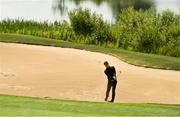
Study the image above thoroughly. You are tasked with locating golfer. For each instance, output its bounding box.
[104,61,117,102]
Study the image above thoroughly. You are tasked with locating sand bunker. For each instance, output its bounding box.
[0,42,180,104]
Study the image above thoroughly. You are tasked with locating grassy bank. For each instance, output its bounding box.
[0,94,180,116]
[0,33,180,70]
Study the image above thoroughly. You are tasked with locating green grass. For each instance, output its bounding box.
[0,94,180,116]
[0,33,180,70]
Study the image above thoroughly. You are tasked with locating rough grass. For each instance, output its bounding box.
[0,33,180,70]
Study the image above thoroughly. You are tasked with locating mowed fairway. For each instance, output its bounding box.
[1,95,180,116]
[0,42,180,104]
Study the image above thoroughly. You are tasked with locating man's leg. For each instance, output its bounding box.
[111,80,117,102]
[105,81,111,101]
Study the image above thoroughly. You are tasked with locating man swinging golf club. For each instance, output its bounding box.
[104,61,117,102]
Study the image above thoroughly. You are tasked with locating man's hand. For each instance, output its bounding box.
[113,76,117,81]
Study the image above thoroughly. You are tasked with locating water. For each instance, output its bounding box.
[0,0,180,23]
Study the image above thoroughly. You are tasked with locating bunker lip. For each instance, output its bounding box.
[0,42,180,104]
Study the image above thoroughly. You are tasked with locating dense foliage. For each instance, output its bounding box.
[69,8,114,46]
[0,19,74,41]
[0,7,179,57]
[112,8,180,57]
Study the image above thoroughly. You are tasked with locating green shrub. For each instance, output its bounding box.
[112,7,180,57]
[69,7,114,46]
[69,8,96,36]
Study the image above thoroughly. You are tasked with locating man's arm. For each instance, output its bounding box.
[113,67,117,80]
[104,70,111,78]
[105,70,114,80]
